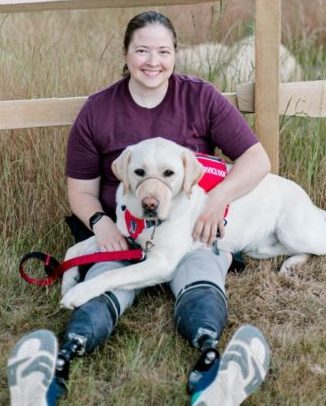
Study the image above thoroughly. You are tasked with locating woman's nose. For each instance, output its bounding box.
[146,51,159,65]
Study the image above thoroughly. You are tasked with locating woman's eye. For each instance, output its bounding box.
[134,169,145,177]
[163,169,175,177]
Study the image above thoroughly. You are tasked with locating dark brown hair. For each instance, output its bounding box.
[122,11,177,77]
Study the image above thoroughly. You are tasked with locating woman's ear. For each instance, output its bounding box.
[182,150,204,197]
[111,149,132,195]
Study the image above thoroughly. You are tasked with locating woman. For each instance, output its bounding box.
[8,11,271,406]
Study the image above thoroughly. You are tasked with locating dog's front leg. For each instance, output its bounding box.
[60,250,180,309]
[61,236,97,296]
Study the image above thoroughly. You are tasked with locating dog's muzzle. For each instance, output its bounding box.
[142,196,159,218]
[136,176,172,219]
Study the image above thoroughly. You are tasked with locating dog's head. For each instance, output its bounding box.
[112,138,203,220]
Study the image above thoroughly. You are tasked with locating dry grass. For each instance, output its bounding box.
[0,4,325,406]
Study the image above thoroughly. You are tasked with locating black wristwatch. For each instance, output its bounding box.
[89,212,108,230]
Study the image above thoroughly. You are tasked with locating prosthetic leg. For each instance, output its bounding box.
[174,283,271,405]
[174,283,228,396]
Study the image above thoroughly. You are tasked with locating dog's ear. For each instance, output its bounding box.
[111,149,132,194]
[182,150,204,197]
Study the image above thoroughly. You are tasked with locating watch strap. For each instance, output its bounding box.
[89,212,108,230]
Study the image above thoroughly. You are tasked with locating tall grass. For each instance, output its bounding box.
[0,6,325,406]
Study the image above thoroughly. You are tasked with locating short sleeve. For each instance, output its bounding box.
[208,87,258,160]
[65,98,101,179]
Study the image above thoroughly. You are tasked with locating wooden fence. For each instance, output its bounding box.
[0,0,325,173]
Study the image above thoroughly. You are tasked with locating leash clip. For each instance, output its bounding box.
[144,218,158,254]
[145,239,155,254]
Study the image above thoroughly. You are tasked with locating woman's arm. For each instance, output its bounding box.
[67,176,128,251]
[193,142,271,245]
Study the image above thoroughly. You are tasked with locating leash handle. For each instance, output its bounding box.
[19,252,60,287]
[19,249,145,287]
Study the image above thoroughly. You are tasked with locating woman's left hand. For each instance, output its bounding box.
[193,191,228,245]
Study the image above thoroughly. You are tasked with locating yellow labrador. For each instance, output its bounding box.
[61,137,326,309]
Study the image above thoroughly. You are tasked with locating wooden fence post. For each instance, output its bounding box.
[255,0,281,173]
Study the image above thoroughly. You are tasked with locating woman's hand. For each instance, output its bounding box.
[193,191,228,245]
[67,177,128,252]
[93,216,129,252]
[193,143,271,245]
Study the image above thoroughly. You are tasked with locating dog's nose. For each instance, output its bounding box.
[142,197,159,213]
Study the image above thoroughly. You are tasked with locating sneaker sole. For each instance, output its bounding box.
[7,329,58,406]
[192,324,270,406]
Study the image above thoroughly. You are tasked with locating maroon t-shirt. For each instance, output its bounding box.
[66,74,258,218]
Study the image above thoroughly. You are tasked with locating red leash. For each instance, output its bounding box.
[19,249,144,287]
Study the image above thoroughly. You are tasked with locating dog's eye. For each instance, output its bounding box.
[163,169,175,177]
[134,168,145,177]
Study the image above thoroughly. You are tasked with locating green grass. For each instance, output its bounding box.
[0,7,325,406]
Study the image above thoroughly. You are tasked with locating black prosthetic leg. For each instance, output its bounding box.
[174,284,227,396]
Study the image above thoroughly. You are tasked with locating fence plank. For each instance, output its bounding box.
[255,0,281,173]
[0,0,209,13]
[280,80,326,117]
[0,97,87,130]
[1,81,325,130]
[237,81,326,117]
[0,94,238,130]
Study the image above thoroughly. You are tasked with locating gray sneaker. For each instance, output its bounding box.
[7,329,58,406]
[191,325,271,406]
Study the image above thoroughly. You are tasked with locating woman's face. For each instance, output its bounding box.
[125,23,176,92]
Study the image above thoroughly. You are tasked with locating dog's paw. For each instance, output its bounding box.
[60,282,97,309]
[61,268,79,296]
[279,254,310,276]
